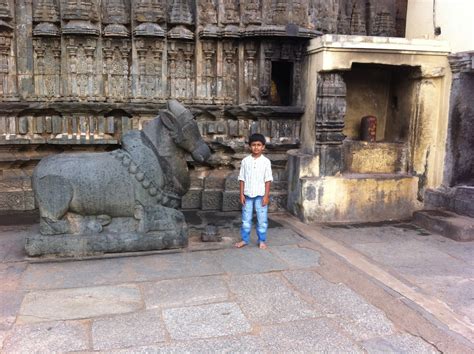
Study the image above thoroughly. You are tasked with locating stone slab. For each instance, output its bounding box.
[18,284,142,323]
[215,248,288,275]
[265,226,306,246]
[92,310,166,350]
[111,336,264,353]
[3,320,89,353]
[413,209,474,241]
[21,252,225,290]
[0,262,27,292]
[0,291,25,331]
[142,275,229,309]
[162,302,252,340]
[228,273,321,325]
[360,333,438,353]
[283,270,394,340]
[260,319,362,353]
[269,245,320,269]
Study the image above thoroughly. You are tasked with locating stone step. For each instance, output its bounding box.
[425,186,474,218]
[413,209,474,242]
[453,186,474,218]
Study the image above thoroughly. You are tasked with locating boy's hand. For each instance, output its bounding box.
[240,194,246,205]
[262,195,270,206]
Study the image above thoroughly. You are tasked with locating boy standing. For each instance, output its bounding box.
[235,133,273,249]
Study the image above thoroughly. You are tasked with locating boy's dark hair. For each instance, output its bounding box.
[248,133,266,145]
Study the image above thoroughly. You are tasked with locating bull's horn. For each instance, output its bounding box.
[167,99,193,121]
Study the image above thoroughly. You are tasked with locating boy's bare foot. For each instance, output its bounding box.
[259,242,267,249]
[234,241,247,248]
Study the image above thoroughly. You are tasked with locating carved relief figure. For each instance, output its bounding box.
[223,0,239,24]
[65,38,98,99]
[244,41,259,103]
[135,39,163,99]
[242,0,261,24]
[223,40,237,103]
[103,39,130,101]
[30,100,211,255]
[199,0,217,25]
[33,38,61,97]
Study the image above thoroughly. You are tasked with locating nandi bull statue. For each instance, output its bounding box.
[26,100,211,257]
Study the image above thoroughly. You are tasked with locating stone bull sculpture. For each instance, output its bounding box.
[26,100,211,256]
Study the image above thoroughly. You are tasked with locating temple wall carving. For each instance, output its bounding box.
[0,0,407,211]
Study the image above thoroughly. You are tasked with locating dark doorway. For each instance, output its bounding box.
[271,61,293,106]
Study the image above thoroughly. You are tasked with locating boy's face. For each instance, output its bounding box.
[250,141,265,157]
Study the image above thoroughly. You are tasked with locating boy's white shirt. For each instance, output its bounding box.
[238,154,273,198]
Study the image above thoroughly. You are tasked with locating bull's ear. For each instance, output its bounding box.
[160,110,179,133]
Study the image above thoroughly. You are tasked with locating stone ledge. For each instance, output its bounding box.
[413,209,474,242]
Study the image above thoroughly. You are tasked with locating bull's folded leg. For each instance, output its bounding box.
[40,217,70,235]
[137,204,186,236]
[34,175,74,235]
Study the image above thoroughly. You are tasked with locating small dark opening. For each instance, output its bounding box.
[271,61,293,106]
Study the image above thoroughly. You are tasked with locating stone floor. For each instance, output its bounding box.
[0,211,473,353]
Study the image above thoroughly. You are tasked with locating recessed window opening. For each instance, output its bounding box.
[271,61,293,106]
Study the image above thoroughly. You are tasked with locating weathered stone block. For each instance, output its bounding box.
[181,189,202,209]
[224,175,240,190]
[0,191,28,211]
[343,140,407,174]
[222,191,241,211]
[201,225,222,242]
[202,190,223,210]
[204,176,225,189]
[269,193,288,212]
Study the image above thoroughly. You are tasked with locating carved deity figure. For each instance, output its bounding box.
[28,100,211,256]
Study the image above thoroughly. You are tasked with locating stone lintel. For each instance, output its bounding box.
[308,34,450,56]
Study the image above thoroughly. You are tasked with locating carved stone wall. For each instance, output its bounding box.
[0,0,407,211]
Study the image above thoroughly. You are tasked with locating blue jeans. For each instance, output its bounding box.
[241,195,268,244]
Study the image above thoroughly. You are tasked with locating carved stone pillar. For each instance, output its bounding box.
[32,0,61,99]
[102,0,130,102]
[259,45,273,104]
[244,41,258,104]
[0,0,16,100]
[132,0,165,101]
[222,40,237,104]
[62,0,101,101]
[315,72,346,175]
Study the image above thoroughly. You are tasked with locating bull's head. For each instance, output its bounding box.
[159,100,211,163]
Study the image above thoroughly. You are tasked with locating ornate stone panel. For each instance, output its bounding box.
[244,41,259,104]
[309,0,339,34]
[222,40,238,103]
[168,40,195,101]
[316,72,347,175]
[33,38,61,98]
[197,40,217,103]
[242,0,261,25]
[0,0,16,100]
[64,37,101,100]
[133,38,164,100]
[222,0,239,25]
[103,39,131,101]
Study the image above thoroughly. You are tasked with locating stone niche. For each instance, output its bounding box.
[288,35,451,223]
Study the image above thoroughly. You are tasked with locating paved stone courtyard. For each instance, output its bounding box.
[0,212,473,353]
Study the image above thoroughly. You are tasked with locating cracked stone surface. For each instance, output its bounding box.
[0,217,472,352]
[91,310,166,350]
[18,285,142,323]
[162,302,252,340]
